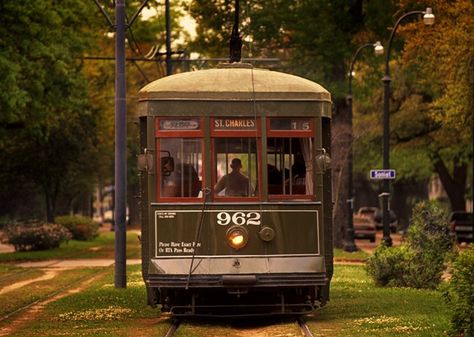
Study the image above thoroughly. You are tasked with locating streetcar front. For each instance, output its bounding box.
[138,65,333,316]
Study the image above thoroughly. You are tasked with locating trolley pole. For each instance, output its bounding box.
[165,0,172,76]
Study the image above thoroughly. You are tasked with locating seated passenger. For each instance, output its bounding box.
[162,160,201,197]
[214,158,253,197]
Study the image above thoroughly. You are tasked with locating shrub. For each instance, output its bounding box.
[2,220,72,251]
[366,244,411,287]
[444,247,474,337]
[55,215,99,241]
[366,201,454,289]
[406,201,453,263]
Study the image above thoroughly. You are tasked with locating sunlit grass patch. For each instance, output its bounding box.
[58,306,134,321]
[310,264,450,337]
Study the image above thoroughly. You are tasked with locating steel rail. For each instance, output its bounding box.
[164,318,181,337]
[0,266,112,324]
[297,317,314,337]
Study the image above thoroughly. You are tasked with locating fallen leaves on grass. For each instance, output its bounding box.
[58,306,134,321]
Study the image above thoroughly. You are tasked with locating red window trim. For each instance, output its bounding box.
[268,194,315,201]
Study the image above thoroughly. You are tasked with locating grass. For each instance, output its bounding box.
[0,268,99,319]
[1,264,451,337]
[0,234,452,336]
[333,248,370,261]
[309,264,450,337]
[0,230,141,262]
[6,265,169,337]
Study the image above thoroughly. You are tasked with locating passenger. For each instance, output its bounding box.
[214,158,253,197]
[291,152,306,185]
[162,159,201,197]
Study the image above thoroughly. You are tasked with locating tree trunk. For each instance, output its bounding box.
[433,156,467,211]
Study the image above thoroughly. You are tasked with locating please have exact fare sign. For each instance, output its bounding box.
[370,169,396,180]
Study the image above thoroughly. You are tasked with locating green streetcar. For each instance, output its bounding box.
[138,63,333,316]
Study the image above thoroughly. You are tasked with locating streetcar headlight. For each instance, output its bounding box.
[226,226,248,250]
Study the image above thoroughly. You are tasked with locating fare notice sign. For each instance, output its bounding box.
[370,169,396,180]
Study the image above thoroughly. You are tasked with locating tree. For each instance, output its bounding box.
[0,1,101,222]
[353,0,474,212]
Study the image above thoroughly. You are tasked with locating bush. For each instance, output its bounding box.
[2,220,72,251]
[444,247,474,337]
[366,244,410,287]
[366,201,454,289]
[406,201,453,263]
[55,215,99,241]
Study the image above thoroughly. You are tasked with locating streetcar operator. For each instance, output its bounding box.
[214,158,253,197]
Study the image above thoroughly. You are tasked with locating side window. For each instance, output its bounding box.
[159,138,202,198]
[214,138,258,198]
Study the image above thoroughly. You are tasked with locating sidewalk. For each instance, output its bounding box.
[17,258,141,268]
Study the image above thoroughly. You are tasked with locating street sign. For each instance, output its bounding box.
[370,169,396,180]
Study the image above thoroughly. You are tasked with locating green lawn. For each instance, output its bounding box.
[309,264,450,337]
[1,264,451,337]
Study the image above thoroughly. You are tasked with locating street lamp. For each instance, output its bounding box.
[381,7,435,247]
[344,41,384,252]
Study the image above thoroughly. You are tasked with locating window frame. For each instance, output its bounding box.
[211,117,261,202]
[155,117,205,202]
[267,118,314,201]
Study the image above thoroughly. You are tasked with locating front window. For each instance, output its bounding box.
[159,138,202,198]
[267,118,314,198]
[211,117,260,199]
[156,118,203,200]
[267,138,313,196]
[214,137,258,197]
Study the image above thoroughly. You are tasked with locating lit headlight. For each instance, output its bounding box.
[226,226,248,250]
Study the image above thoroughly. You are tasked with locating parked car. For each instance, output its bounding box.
[353,215,376,243]
[373,209,398,233]
[357,207,378,221]
[448,211,473,243]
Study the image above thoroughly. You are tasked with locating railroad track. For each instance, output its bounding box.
[0,265,111,325]
[162,317,314,337]
[297,317,314,337]
[164,318,181,337]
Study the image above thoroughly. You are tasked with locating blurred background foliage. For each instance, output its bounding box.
[0,0,472,245]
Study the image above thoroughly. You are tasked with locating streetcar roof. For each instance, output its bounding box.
[138,64,331,102]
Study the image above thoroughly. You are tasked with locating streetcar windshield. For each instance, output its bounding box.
[267,137,313,196]
[159,138,202,198]
[214,137,258,198]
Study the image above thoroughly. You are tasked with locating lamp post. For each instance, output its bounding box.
[344,41,384,252]
[381,7,435,247]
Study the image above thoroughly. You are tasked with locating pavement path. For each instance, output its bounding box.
[17,258,141,268]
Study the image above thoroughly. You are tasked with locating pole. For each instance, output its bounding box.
[343,43,373,252]
[382,74,392,246]
[165,0,172,76]
[381,10,423,247]
[114,0,127,288]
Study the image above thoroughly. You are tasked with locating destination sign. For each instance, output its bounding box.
[160,119,199,130]
[270,118,311,131]
[214,118,256,130]
[370,169,396,180]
